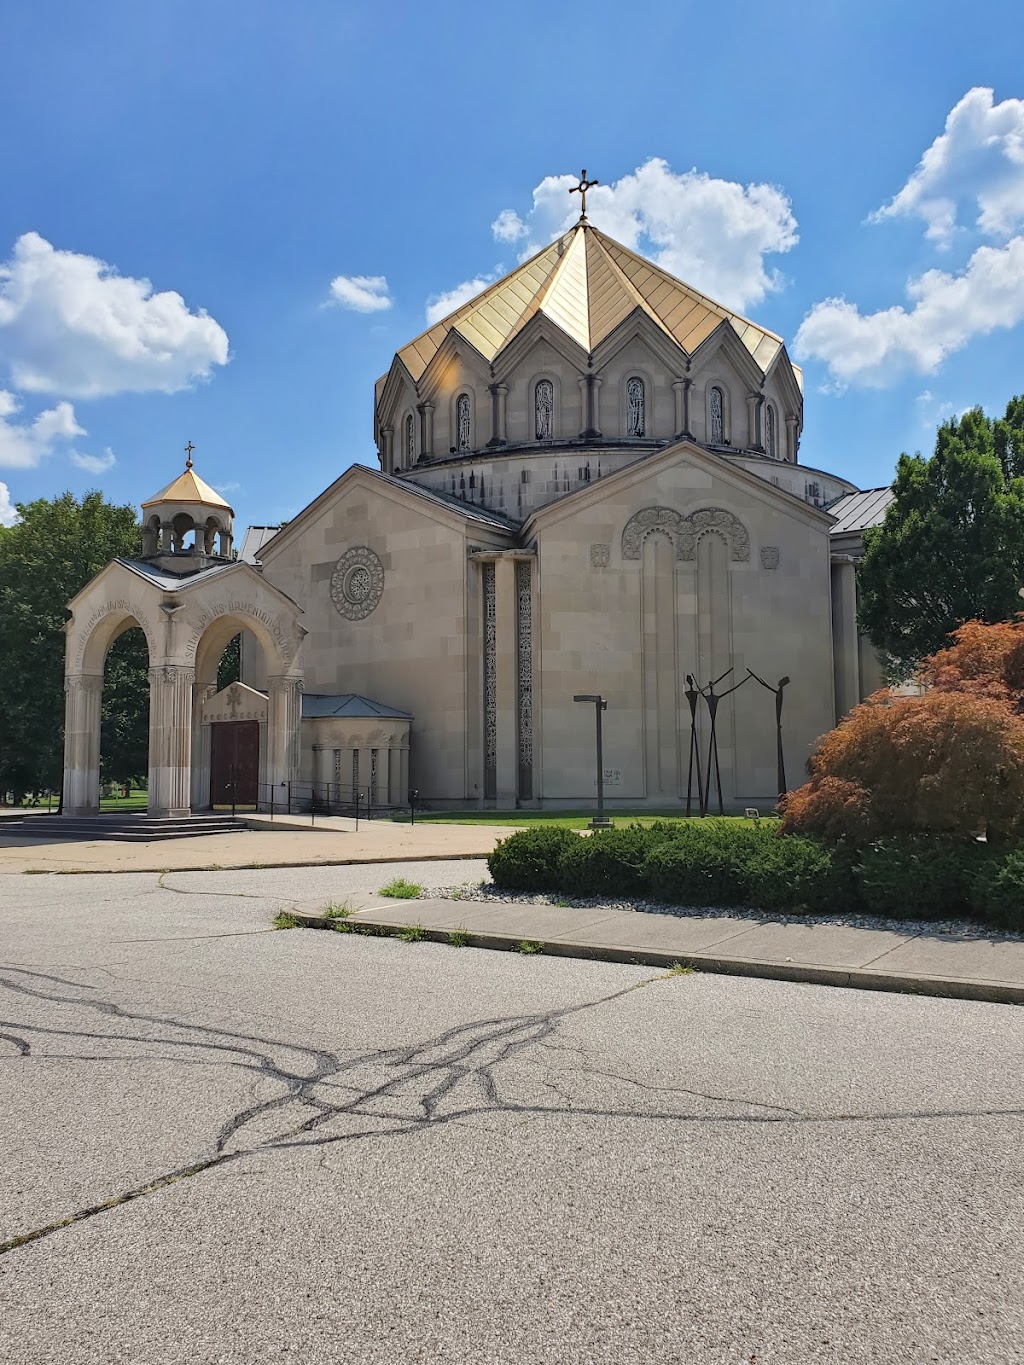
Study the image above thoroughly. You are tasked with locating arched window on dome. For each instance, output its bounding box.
[404,413,415,467]
[535,379,554,440]
[709,386,724,444]
[626,377,646,438]
[765,403,777,458]
[456,393,472,451]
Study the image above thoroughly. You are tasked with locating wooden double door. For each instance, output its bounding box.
[210,720,259,810]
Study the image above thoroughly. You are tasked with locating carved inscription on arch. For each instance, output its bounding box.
[621,506,750,563]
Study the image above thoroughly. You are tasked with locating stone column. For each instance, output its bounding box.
[494,556,518,807]
[578,376,602,439]
[673,378,693,439]
[148,665,195,817]
[313,744,332,803]
[487,383,508,447]
[267,675,303,792]
[381,425,394,473]
[190,683,217,810]
[417,402,434,459]
[160,521,172,551]
[62,674,103,816]
[785,414,799,463]
[746,393,763,451]
[399,743,410,806]
[831,556,860,723]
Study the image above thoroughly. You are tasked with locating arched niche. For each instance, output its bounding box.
[621,506,750,563]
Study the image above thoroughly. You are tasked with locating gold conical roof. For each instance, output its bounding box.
[142,465,234,515]
[396,223,788,382]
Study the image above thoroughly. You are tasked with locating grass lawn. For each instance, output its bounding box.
[99,793,149,812]
[391,809,766,831]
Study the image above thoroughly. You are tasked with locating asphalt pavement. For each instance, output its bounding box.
[2,864,1023,1363]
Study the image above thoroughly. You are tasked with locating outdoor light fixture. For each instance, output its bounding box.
[573,694,612,829]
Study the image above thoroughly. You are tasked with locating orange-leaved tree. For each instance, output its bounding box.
[780,620,1024,843]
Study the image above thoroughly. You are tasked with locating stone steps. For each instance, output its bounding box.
[2,813,251,842]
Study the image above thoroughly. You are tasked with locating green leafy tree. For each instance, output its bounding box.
[217,633,241,691]
[0,491,148,800]
[858,399,1024,680]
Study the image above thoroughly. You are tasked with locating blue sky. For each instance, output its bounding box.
[1,0,1023,532]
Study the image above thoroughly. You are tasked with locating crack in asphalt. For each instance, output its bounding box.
[3,957,1024,1258]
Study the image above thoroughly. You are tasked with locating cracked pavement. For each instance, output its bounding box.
[2,865,1024,1363]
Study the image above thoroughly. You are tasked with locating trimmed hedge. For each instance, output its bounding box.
[485,825,579,891]
[485,821,1024,931]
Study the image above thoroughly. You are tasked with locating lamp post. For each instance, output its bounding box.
[573,694,612,829]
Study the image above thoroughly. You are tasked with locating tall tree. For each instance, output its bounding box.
[0,491,148,799]
[858,398,1024,680]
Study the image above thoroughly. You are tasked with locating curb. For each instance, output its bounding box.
[288,909,1024,1007]
[10,852,493,876]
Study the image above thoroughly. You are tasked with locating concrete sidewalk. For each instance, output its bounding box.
[290,895,1024,1006]
[0,818,518,874]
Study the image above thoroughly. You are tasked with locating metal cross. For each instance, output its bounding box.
[184,440,195,469]
[570,169,599,222]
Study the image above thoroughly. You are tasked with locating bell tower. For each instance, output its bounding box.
[139,442,235,575]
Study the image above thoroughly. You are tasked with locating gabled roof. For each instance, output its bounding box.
[141,465,234,514]
[827,487,893,535]
[114,558,238,591]
[302,693,412,720]
[395,223,786,383]
[239,525,280,564]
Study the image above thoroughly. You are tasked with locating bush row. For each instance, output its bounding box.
[485,822,1024,930]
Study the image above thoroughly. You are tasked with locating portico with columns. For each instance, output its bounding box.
[62,456,307,818]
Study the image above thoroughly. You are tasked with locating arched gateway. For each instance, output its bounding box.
[62,455,307,818]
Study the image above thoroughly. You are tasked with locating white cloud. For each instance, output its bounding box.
[0,390,85,468]
[327,274,392,313]
[425,274,498,325]
[794,235,1024,387]
[0,232,229,398]
[0,481,18,527]
[491,158,798,311]
[873,88,1024,246]
[69,447,116,475]
[491,209,528,244]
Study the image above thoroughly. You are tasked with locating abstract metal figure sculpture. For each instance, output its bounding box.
[745,669,791,800]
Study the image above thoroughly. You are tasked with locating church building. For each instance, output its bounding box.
[62,198,888,818]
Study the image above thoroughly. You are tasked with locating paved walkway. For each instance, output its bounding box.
[290,893,1024,1006]
[0,815,518,874]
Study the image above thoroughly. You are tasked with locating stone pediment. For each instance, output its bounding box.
[202,682,269,724]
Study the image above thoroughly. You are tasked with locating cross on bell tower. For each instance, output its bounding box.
[570,169,599,223]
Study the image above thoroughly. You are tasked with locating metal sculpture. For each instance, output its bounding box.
[684,666,792,815]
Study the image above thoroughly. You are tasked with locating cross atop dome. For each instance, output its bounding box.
[570,169,599,222]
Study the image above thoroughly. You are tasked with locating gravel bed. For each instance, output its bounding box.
[423,880,1024,943]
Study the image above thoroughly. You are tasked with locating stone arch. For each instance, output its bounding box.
[72,604,158,677]
[677,508,750,562]
[621,505,750,563]
[63,564,305,819]
[621,507,685,559]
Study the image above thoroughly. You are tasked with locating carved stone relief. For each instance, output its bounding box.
[331,546,385,620]
[621,506,750,563]
[760,545,780,570]
[590,543,611,568]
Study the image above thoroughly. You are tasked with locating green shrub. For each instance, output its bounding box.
[487,826,580,891]
[971,846,1024,930]
[856,837,989,920]
[642,823,760,908]
[557,823,656,897]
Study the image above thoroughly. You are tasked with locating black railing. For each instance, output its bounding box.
[255,781,415,827]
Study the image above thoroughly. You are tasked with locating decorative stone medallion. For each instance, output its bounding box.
[331,546,384,620]
[590,543,611,568]
[760,545,780,570]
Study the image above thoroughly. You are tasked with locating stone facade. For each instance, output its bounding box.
[63,219,884,816]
